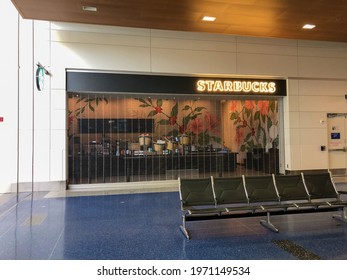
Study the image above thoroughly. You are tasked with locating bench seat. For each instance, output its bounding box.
[179,172,347,239]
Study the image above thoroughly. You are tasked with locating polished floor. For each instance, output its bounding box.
[0,183,347,260]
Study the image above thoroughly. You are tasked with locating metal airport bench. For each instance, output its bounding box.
[178,172,347,239]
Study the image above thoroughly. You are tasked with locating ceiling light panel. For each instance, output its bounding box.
[202,16,216,22]
[82,6,97,12]
[302,24,316,29]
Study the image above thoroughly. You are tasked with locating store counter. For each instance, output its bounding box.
[68,152,238,183]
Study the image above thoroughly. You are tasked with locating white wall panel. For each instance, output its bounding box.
[236,36,298,77]
[151,48,237,74]
[34,21,51,70]
[287,80,299,96]
[52,30,150,48]
[152,29,236,42]
[299,96,347,112]
[51,42,150,89]
[298,80,347,96]
[34,94,50,130]
[287,128,301,145]
[283,110,290,130]
[301,146,329,170]
[299,112,327,128]
[298,40,347,59]
[151,37,237,52]
[19,87,33,141]
[237,36,298,47]
[297,38,347,82]
[51,109,66,130]
[329,151,346,169]
[288,145,302,170]
[17,130,33,182]
[51,22,150,37]
[284,144,291,169]
[0,1,18,194]
[237,37,298,57]
[299,128,327,145]
[288,95,300,112]
[50,130,66,181]
[33,130,50,181]
[284,128,291,144]
[237,42,297,56]
[50,61,66,90]
[298,56,347,79]
[17,19,34,187]
[150,29,237,74]
[51,90,67,110]
[236,53,298,77]
[288,112,300,128]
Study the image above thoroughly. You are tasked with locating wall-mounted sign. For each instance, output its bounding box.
[196,80,276,94]
[66,71,287,97]
[331,132,341,139]
[36,66,45,91]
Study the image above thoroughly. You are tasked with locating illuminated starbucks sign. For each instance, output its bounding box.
[197,80,277,94]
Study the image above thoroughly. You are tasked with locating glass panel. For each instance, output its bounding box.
[67,93,281,185]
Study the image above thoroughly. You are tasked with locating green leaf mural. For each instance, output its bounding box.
[135,98,221,145]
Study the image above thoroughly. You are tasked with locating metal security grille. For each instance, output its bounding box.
[67,93,281,185]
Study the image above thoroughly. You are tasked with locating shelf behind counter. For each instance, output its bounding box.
[68,151,238,183]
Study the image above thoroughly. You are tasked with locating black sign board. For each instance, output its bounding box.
[78,118,154,134]
[66,71,286,96]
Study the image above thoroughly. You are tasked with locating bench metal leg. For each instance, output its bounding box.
[180,215,190,239]
[260,212,279,233]
[332,208,347,224]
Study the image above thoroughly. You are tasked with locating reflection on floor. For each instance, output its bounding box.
[0,184,347,260]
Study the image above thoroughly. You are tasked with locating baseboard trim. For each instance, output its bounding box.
[68,179,178,192]
[15,181,67,192]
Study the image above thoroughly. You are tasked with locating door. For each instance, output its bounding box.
[327,113,347,175]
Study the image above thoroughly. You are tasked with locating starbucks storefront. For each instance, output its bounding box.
[67,71,286,186]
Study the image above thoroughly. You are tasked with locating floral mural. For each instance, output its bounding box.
[229,100,278,152]
[135,98,222,146]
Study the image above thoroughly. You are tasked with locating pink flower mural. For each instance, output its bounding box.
[188,118,204,135]
[230,100,278,152]
[245,100,255,110]
[204,111,220,135]
[230,101,238,112]
[257,100,270,115]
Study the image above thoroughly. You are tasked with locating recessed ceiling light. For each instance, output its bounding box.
[302,24,316,29]
[202,16,216,22]
[82,6,97,12]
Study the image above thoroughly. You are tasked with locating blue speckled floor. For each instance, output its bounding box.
[0,190,347,260]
